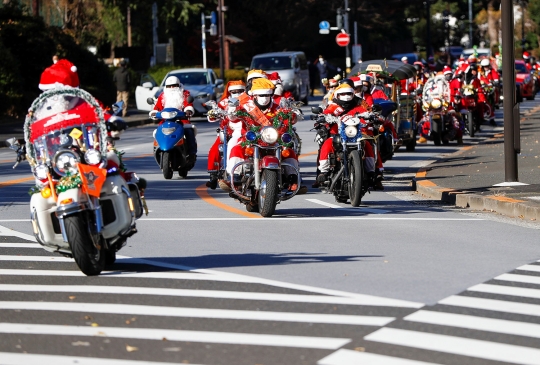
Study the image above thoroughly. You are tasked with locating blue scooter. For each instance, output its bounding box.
[150,107,196,179]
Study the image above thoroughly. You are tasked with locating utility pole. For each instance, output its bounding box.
[218,0,226,80]
[425,1,431,58]
[521,1,526,54]
[468,0,473,48]
[500,0,521,184]
[127,4,132,47]
[344,0,351,73]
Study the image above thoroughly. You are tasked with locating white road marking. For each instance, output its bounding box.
[0,243,41,248]
[439,295,540,317]
[495,273,540,285]
[516,264,540,273]
[318,349,441,365]
[410,160,437,168]
[0,217,485,222]
[0,283,397,313]
[0,226,36,241]
[0,301,392,326]
[365,327,540,365]
[0,255,73,262]
[0,352,204,365]
[0,322,350,350]
[405,310,540,339]
[306,199,390,214]
[468,283,540,300]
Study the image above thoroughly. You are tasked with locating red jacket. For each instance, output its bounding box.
[323,103,369,134]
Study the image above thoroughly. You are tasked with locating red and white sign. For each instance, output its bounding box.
[336,33,350,47]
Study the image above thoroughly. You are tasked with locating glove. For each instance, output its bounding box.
[358,112,372,119]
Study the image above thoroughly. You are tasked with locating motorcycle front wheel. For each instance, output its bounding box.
[348,150,364,207]
[258,169,278,217]
[467,111,475,137]
[161,152,173,179]
[64,213,105,276]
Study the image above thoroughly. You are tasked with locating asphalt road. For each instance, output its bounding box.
[0,99,539,364]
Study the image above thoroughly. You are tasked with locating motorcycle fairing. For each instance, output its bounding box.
[373,99,398,118]
[260,155,280,169]
[155,121,185,151]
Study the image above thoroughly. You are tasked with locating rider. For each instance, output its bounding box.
[317,83,383,189]
[153,76,197,163]
[267,72,294,102]
[206,80,246,189]
[462,57,487,128]
[228,78,301,188]
[479,58,500,125]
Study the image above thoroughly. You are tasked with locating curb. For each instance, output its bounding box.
[412,104,540,221]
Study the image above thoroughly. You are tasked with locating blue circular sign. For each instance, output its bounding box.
[319,21,330,30]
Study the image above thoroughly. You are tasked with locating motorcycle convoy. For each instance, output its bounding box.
[4,55,512,275]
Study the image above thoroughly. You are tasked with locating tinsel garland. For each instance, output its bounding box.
[28,186,41,196]
[237,109,295,148]
[24,87,108,168]
[111,147,127,172]
[55,172,82,193]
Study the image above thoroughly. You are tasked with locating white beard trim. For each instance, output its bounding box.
[163,87,185,109]
[34,95,72,120]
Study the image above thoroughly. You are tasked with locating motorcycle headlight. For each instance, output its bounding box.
[281,133,292,144]
[33,164,49,180]
[431,99,442,109]
[53,150,79,176]
[245,130,257,142]
[260,127,278,144]
[345,125,358,138]
[161,126,177,135]
[160,111,178,119]
[84,149,102,165]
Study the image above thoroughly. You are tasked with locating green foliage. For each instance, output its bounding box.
[101,1,126,48]
[0,39,23,116]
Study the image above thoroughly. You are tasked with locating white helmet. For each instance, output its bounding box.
[165,76,182,88]
[480,58,490,67]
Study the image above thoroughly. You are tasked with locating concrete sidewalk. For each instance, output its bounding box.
[413,103,540,221]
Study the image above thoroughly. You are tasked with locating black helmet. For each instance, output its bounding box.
[338,78,355,88]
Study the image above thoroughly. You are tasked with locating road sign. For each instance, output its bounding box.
[336,33,350,47]
[319,21,330,30]
[319,29,330,35]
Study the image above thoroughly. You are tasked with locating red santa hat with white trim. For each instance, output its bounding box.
[442,66,453,75]
[38,59,80,91]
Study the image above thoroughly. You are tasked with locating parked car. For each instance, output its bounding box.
[390,52,421,64]
[515,60,535,101]
[135,68,224,114]
[250,51,310,104]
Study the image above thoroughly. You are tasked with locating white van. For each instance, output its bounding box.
[250,51,310,104]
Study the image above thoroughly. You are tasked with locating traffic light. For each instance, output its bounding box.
[210,11,217,36]
[336,8,343,29]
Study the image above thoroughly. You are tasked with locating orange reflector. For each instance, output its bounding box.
[60,198,73,205]
[128,197,135,212]
[281,148,291,158]
[245,146,254,156]
[41,187,52,199]
[379,125,385,132]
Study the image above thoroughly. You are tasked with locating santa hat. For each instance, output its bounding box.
[266,72,282,85]
[247,69,267,82]
[250,78,275,95]
[333,83,354,95]
[328,74,341,87]
[350,76,362,87]
[523,51,530,59]
[401,56,408,62]
[39,59,79,91]
[442,66,453,75]
[220,80,246,101]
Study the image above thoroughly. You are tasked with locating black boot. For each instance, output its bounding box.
[206,172,218,190]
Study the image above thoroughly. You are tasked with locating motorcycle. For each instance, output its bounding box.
[149,99,197,179]
[311,107,375,206]
[372,99,397,162]
[25,88,144,276]
[420,75,463,145]
[5,137,26,169]
[227,104,301,217]
[456,84,480,137]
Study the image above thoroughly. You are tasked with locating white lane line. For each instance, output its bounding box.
[405,310,540,339]
[137,217,481,221]
[439,295,540,317]
[318,348,441,365]
[495,273,540,285]
[0,255,73,262]
[0,243,41,248]
[0,352,203,365]
[365,327,540,365]
[0,323,350,350]
[410,160,437,168]
[516,264,540,273]
[0,284,397,313]
[468,283,540,300]
[0,301,391,326]
[0,226,36,241]
[306,199,390,214]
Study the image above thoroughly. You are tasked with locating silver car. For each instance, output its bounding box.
[135,68,224,115]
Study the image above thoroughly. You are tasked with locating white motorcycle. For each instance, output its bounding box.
[25,88,144,275]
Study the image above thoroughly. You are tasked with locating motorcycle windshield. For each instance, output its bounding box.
[156,121,184,151]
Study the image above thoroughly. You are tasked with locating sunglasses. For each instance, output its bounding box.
[166,84,180,88]
[229,89,244,94]
[338,92,354,97]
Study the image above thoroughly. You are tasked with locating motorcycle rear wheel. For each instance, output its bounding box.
[161,152,173,179]
[348,150,364,207]
[258,169,278,217]
[64,213,104,276]
[467,111,475,137]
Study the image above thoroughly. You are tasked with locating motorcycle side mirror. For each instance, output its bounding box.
[311,106,323,114]
[187,95,194,103]
[147,97,155,105]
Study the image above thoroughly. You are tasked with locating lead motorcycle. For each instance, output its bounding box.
[311,107,376,206]
[25,88,144,275]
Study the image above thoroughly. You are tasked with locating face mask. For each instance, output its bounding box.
[319,58,324,63]
[355,92,362,98]
[256,96,271,106]
[338,94,353,102]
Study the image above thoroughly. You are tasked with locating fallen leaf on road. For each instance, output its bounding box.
[126,345,139,352]
[163,347,182,352]
[354,347,365,352]
[68,296,76,300]
[125,320,131,324]
[90,323,99,327]
[84,316,92,320]
[72,341,90,346]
